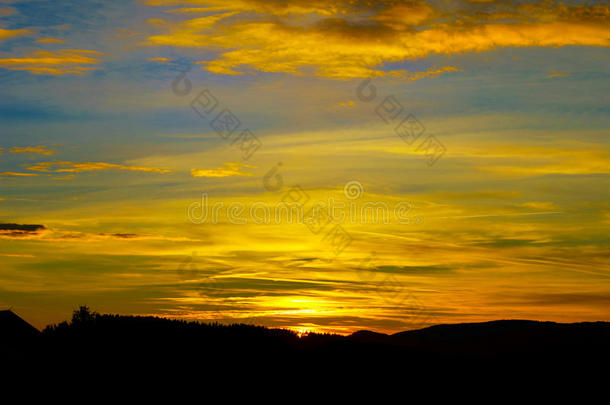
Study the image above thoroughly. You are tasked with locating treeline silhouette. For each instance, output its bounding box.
[4,306,610,374]
[37,306,396,367]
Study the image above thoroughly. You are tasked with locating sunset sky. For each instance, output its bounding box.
[1,0,609,334]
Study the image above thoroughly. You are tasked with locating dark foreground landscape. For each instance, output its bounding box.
[3,306,610,374]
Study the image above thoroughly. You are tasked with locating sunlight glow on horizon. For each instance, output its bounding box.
[0,0,609,333]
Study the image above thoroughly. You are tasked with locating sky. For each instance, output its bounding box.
[0,0,609,334]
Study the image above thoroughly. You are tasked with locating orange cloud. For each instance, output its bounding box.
[148,56,172,62]
[0,172,40,177]
[9,146,56,156]
[0,49,103,75]
[0,27,30,41]
[36,37,67,44]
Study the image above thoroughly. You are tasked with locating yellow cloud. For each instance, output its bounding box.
[25,161,171,174]
[191,162,255,177]
[0,49,103,75]
[9,146,56,156]
[143,1,610,79]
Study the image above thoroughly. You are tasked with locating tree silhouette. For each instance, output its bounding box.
[71,305,97,326]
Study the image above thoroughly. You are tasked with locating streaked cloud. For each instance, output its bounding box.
[0,223,46,238]
[0,253,35,258]
[0,171,40,177]
[0,49,103,75]
[0,27,30,41]
[24,161,171,174]
[36,37,67,44]
[0,222,195,242]
[191,162,255,178]
[9,145,56,156]
[517,202,558,211]
[148,56,172,62]
[477,147,610,177]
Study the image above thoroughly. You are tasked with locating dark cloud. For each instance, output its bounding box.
[374,264,455,275]
[101,233,139,239]
[0,223,46,237]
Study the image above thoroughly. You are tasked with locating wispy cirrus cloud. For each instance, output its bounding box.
[475,146,610,177]
[0,253,35,258]
[9,145,56,155]
[0,171,40,177]
[191,162,255,178]
[148,56,172,62]
[0,49,103,75]
[0,222,195,242]
[36,37,67,44]
[24,161,171,174]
